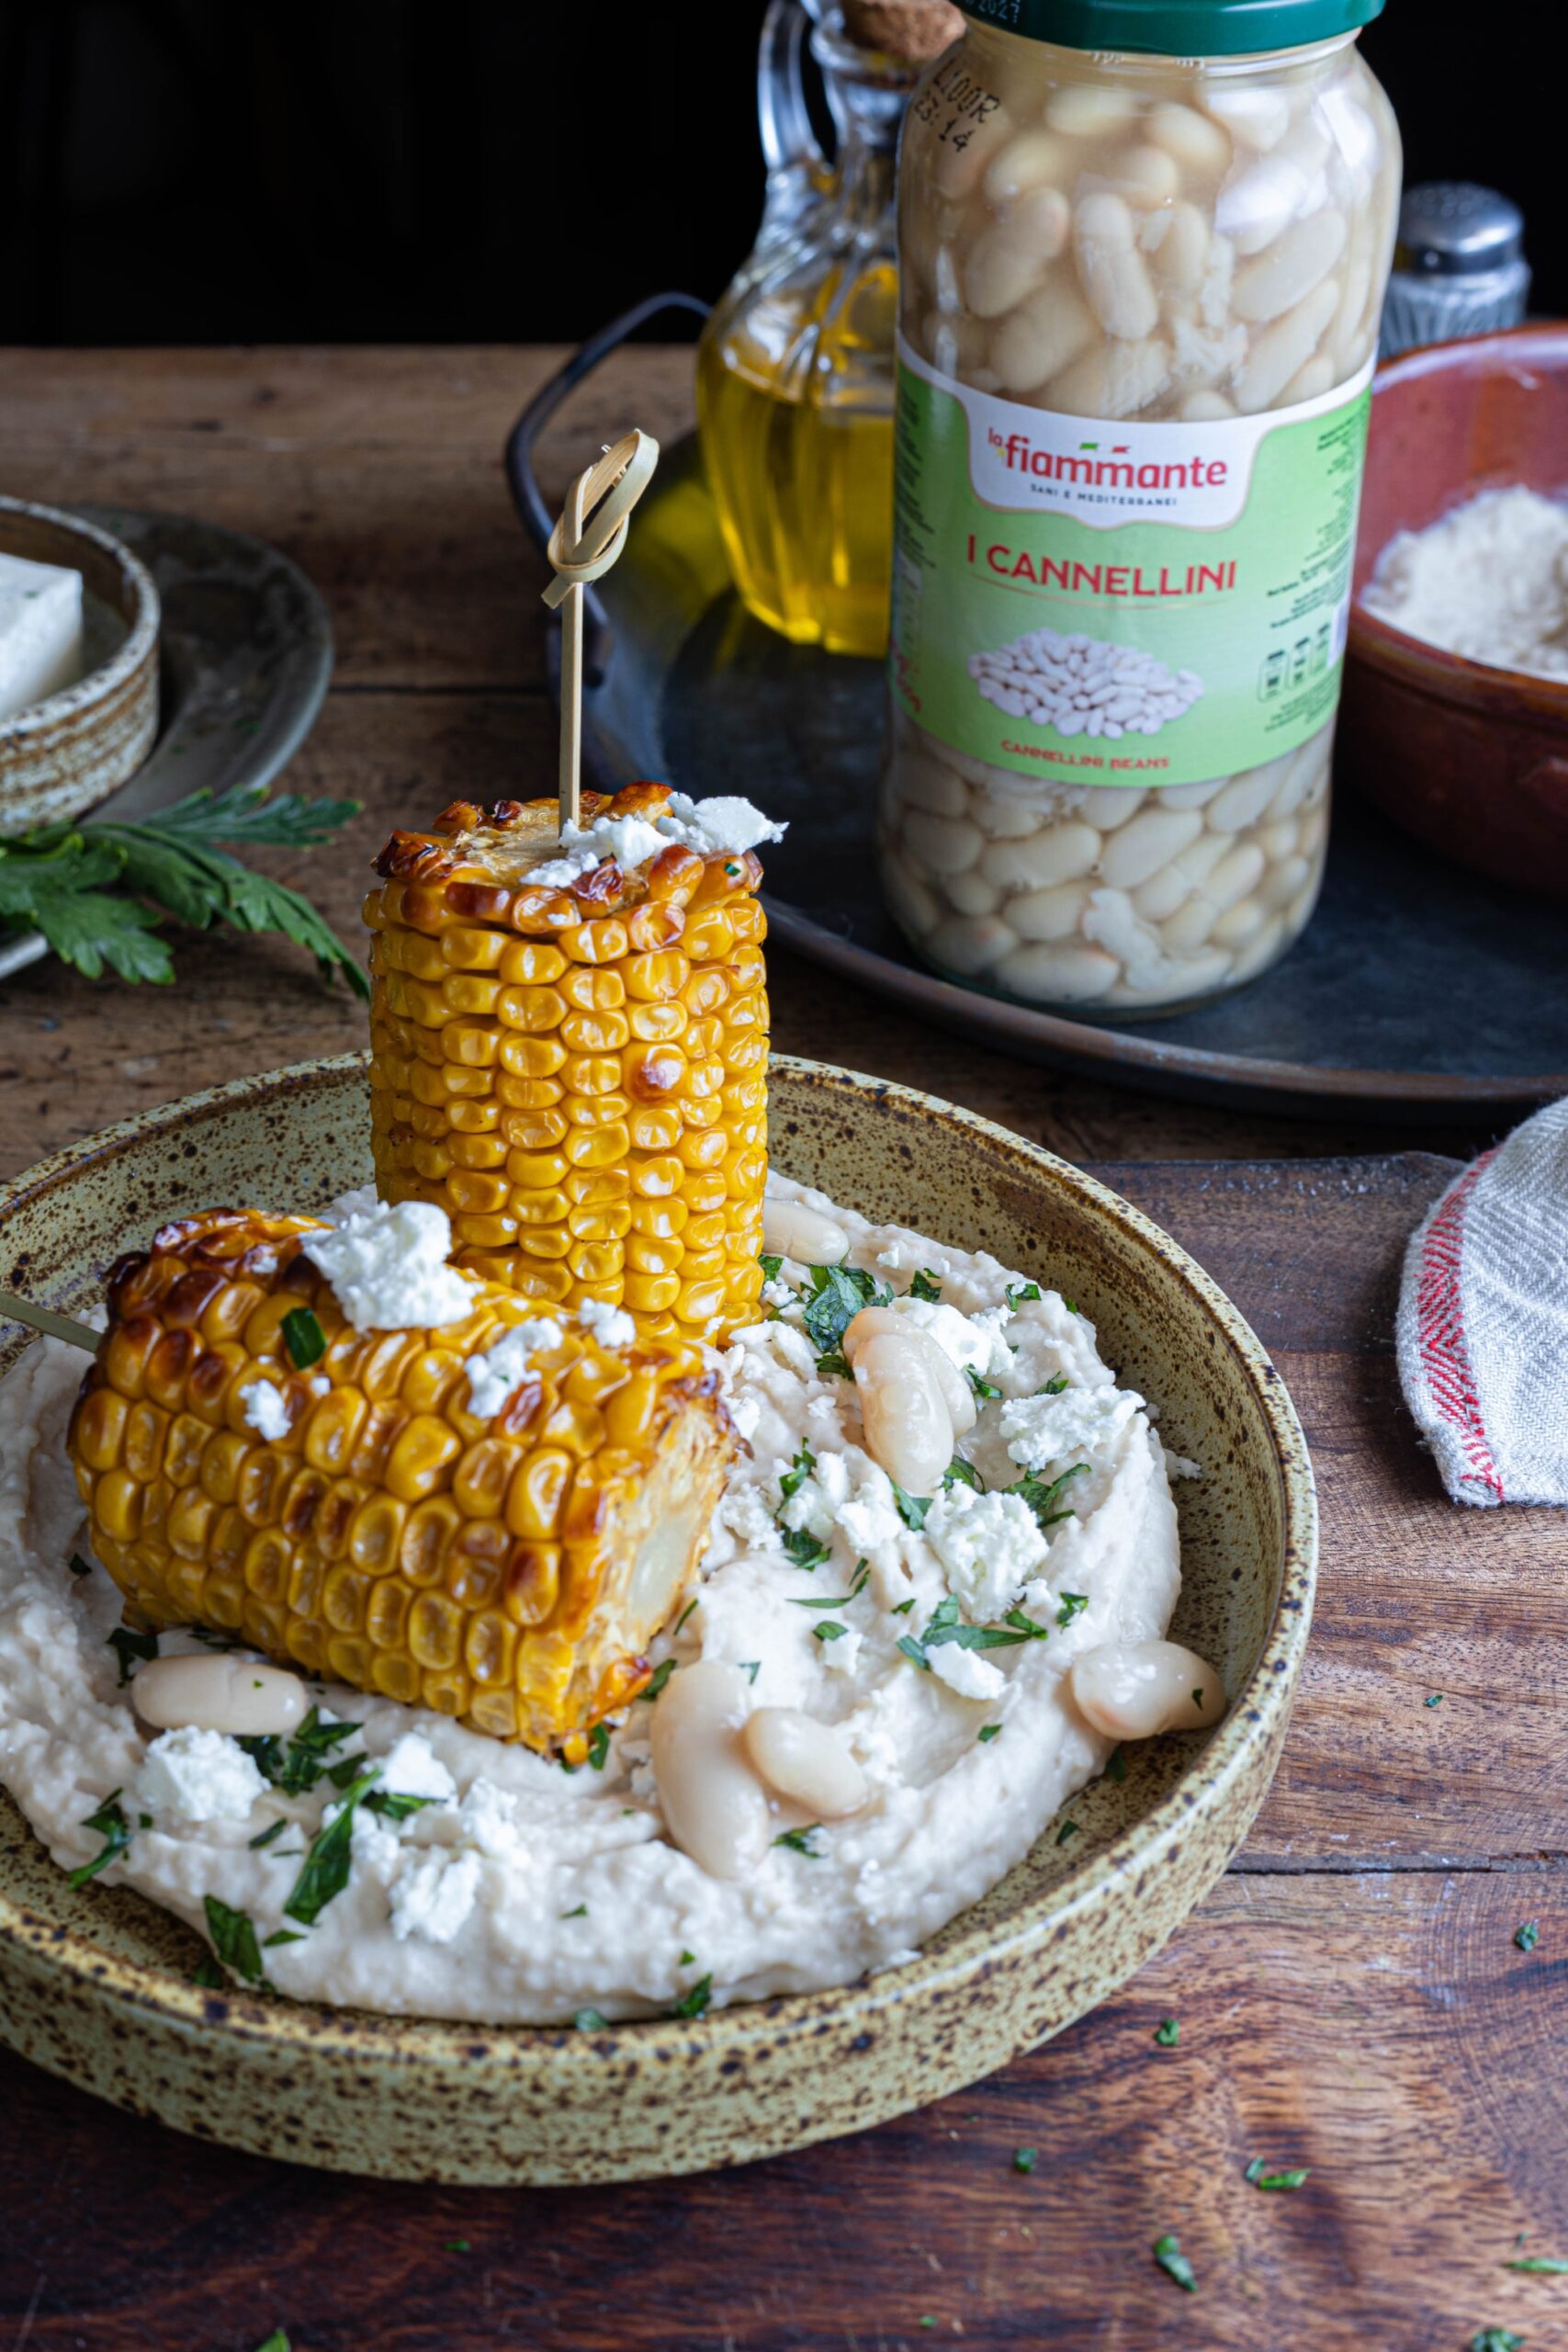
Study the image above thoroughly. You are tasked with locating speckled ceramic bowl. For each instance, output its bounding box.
[0,1055,1314,2184]
[0,495,160,831]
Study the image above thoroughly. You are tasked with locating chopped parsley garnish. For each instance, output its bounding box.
[1010,1461,1089,1534]
[1155,2017,1179,2047]
[1470,2334,1524,2352]
[280,1306,326,1370]
[1055,1591,1089,1628]
[586,1721,611,1770]
[789,1563,869,1610]
[814,1621,848,1643]
[891,1597,917,1615]
[239,1706,361,1796]
[574,2007,608,2031]
[252,2333,292,2352]
[799,1262,890,1363]
[1041,1373,1069,1396]
[1516,1920,1540,1952]
[1153,2233,1197,2293]
[107,1625,158,1685]
[1055,1818,1079,1845]
[892,1483,931,1532]
[1506,2257,1568,2274]
[1245,2159,1309,2190]
[446,2238,472,2253]
[68,1792,132,1887]
[671,1973,714,2019]
[263,1929,305,1949]
[1064,1296,1080,1316]
[1105,1745,1126,1782]
[759,1252,783,1283]
[69,1553,94,1577]
[638,1659,677,1702]
[977,1724,1002,1744]
[365,1789,442,1822]
[1012,2146,1038,2173]
[192,1957,226,1988]
[779,1525,830,1571]
[942,1456,982,1493]
[204,1894,265,1984]
[739,1660,761,1683]
[1005,1282,1042,1309]
[908,1269,943,1303]
[561,1904,588,1919]
[773,1825,824,1858]
[674,1597,699,1634]
[814,1350,852,1379]
[779,1443,816,1503]
[1426,1692,1444,1708]
[283,1768,378,1926]
[965,1366,1002,1402]
[249,1818,288,1850]
[899,1597,1049,1670]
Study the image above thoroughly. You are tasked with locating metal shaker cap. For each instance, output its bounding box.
[1395,183,1525,277]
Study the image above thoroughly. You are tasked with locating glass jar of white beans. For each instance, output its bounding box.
[880,0,1400,1015]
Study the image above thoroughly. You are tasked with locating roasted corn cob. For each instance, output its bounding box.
[68,1208,735,1752]
[365,785,770,1345]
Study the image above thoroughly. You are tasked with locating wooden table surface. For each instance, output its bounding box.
[1,347,1562,2352]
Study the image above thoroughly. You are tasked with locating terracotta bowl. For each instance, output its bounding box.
[0,1055,1315,2184]
[1342,323,1568,899]
[0,495,161,832]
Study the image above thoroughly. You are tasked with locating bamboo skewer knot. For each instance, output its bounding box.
[542,428,660,837]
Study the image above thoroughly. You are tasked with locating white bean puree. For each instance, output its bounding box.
[0,1178,1189,2024]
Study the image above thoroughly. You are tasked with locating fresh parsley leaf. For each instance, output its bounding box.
[1005,1282,1042,1309]
[68,1792,132,1887]
[1064,1296,1080,1316]
[738,1660,761,1683]
[942,1456,983,1493]
[788,1563,869,1611]
[283,1768,378,1926]
[192,1957,226,1989]
[900,1598,1048,1670]
[1055,1591,1089,1628]
[638,1659,676,1702]
[280,1306,325,1369]
[574,2007,609,2031]
[977,1724,1002,1744]
[240,1706,360,1796]
[1426,1692,1444,1708]
[773,1825,824,1858]
[1245,2159,1309,2190]
[1042,1373,1070,1395]
[1153,2234,1197,2293]
[909,1269,943,1302]
[813,1621,848,1644]
[204,1894,265,1984]
[779,1525,830,1571]
[1469,2334,1524,2352]
[1012,2146,1038,2174]
[671,1973,714,2020]
[1010,1461,1089,1534]
[249,1818,288,1850]
[799,1263,889,1363]
[893,1483,931,1532]
[1055,1818,1080,1845]
[674,1598,699,1634]
[561,1904,588,1919]
[252,2332,292,2352]
[814,1350,851,1379]
[778,1443,816,1503]
[891,1597,917,1616]
[263,1929,305,1948]
[1154,2017,1179,2047]
[759,1253,783,1283]
[446,2239,472,2254]
[1105,1745,1127,1783]
[107,1625,158,1685]
[1516,1920,1540,1952]
[365,1790,442,1822]
[965,1366,1001,1402]
[585,1721,611,1770]
[1506,2257,1568,2274]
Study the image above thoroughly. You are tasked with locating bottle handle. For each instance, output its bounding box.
[757,0,830,243]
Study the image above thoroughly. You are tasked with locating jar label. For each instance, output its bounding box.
[889,337,1375,788]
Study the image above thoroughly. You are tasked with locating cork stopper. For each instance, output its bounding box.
[842,0,964,65]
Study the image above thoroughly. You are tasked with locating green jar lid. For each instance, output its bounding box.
[956,0,1383,55]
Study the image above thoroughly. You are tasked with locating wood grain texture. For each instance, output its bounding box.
[0,346,1557,2351]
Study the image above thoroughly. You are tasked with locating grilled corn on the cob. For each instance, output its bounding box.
[69,1208,736,1752]
[365,785,770,1346]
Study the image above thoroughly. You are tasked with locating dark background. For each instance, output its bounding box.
[0,0,1549,349]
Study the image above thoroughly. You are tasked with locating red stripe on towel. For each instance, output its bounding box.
[1416,1149,1503,1502]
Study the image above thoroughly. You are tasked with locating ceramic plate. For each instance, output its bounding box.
[0,1055,1314,2184]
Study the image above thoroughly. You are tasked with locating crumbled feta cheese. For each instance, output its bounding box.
[303,1198,474,1332]
[135,1726,265,1825]
[388,1846,481,1945]
[308,1373,331,1397]
[349,1803,402,1875]
[821,1624,863,1675]
[929,1645,1006,1702]
[464,1318,564,1418]
[778,1475,836,1543]
[378,1734,457,1804]
[1163,1449,1202,1480]
[760,1277,796,1312]
[577,1297,637,1349]
[891,1297,995,1376]
[457,1779,530,1860]
[924,1486,1048,1621]
[1001,1383,1145,1474]
[714,1485,783,1553]
[520,796,784,887]
[727,1392,761,1443]
[660,792,786,856]
[836,1470,904,1555]
[238,1379,290,1442]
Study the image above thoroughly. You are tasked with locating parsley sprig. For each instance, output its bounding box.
[239,1706,362,1797]
[1009,1460,1089,1534]
[799,1262,890,1375]
[898,1597,1050,1671]
[0,782,366,991]
[68,1791,134,1887]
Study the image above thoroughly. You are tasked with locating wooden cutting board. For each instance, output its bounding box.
[5,1150,1563,2352]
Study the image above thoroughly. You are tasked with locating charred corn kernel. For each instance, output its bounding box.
[72,1206,736,1754]
[367,786,771,1343]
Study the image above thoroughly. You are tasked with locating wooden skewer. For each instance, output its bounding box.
[0,1287,99,1352]
[540,428,660,837]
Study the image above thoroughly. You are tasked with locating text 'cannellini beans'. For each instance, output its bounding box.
[1070,1639,1226,1740]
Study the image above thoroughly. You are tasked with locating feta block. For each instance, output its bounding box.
[0,550,84,720]
[1001,1382,1145,1475]
[135,1726,265,1824]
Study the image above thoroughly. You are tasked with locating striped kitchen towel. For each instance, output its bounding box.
[1396,1097,1568,1505]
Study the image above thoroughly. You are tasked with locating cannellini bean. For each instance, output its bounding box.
[1046,335,1170,420]
[933,104,1013,199]
[1179,388,1235,420]
[1208,764,1284,832]
[1231,206,1347,322]
[852,1329,955,1497]
[989,277,1098,394]
[1131,864,1194,923]
[131,1653,309,1737]
[762,1197,848,1267]
[1045,83,1137,137]
[1146,100,1232,175]
[993,941,1119,1002]
[843,1307,976,1436]
[1150,202,1211,301]
[1070,1639,1226,1738]
[928,913,1019,976]
[883,852,942,940]
[1280,354,1334,403]
[947,869,1002,918]
[1077,786,1147,831]
[1073,191,1159,339]
[979,820,1099,891]
[1160,894,1219,951]
[744,1709,869,1818]
[964,224,1051,320]
[1233,277,1339,413]
[1111,145,1181,207]
[898,752,969,819]
[1158,775,1226,812]
[1205,842,1268,911]
[969,789,1040,840]
[1099,806,1204,890]
[903,810,984,874]
[984,130,1071,207]
[997,184,1072,261]
[1201,83,1292,153]
[1009,880,1089,942]
[1328,251,1372,368]
[650,1661,772,1882]
[1210,895,1268,949]
[1228,911,1290,982]
[1216,119,1330,256]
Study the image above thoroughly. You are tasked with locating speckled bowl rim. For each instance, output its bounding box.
[0,494,162,744]
[0,1052,1316,2077]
